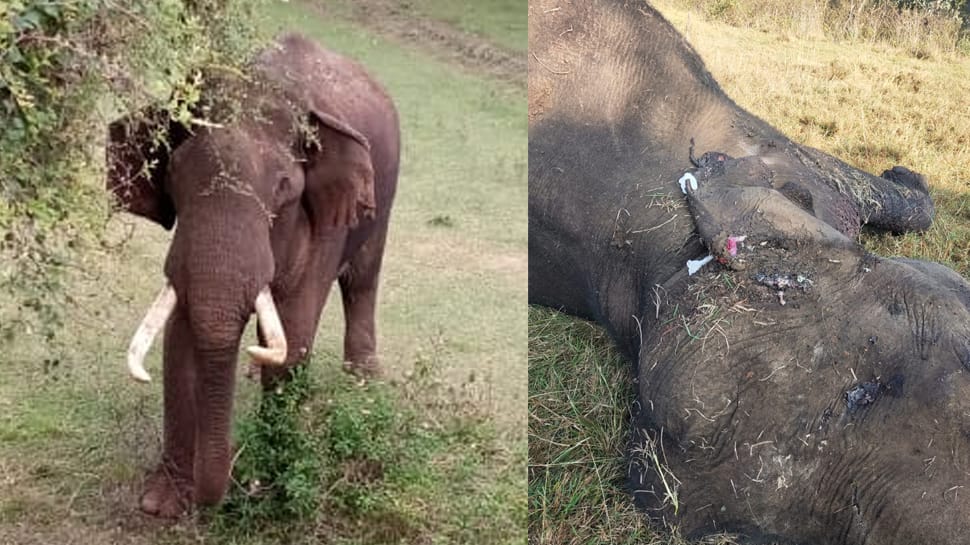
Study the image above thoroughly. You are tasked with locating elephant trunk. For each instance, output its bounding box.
[797,146,935,234]
[192,342,240,505]
[178,253,278,505]
[182,283,249,506]
[863,166,935,233]
[154,211,281,505]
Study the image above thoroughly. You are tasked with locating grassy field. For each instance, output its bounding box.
[404,0,527,52]
[528,2,970,544]
[0,1,525,544]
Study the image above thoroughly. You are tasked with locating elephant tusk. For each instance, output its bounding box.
[247,286,287,366]
[127,284,177,383]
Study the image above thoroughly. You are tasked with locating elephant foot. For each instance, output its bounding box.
[342,356,382,379]
[140,465,193,518]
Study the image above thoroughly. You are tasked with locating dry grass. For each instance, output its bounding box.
[677,0,969,59]
[529,2,970,544]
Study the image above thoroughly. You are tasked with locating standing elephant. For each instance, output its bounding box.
[106,34,399,517]
[530,2,970,544]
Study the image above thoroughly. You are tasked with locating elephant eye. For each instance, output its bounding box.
[273,172,303,205]
[270,175,290,204]
[275,175,291,196]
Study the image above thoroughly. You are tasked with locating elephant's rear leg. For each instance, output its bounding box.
[338,224,389,378]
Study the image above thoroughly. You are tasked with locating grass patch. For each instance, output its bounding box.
[529,3,970,544]
[0,342,523,544]
[404,0,526,52]
[674,0,966,58]
[211,361,521,545]
[427,214,455,227]
[528,308,656,544]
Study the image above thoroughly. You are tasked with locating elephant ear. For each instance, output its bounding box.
[302,109,376,230]
[683,156,853,260]
[106,107,188,230]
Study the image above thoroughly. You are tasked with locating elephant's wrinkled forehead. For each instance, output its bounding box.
[816,258,970,414]
[166,127,292,206]
[170,130,250,179]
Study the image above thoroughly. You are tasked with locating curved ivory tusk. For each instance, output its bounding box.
[246,286,287,366]
[127,284,177,383]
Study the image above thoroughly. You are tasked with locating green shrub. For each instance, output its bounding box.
[321,381,398,514]
[0,0,267,342]
[218,366,323,524]
[211,357,521,543]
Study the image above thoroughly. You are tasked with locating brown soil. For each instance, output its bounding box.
[303,0,526,89]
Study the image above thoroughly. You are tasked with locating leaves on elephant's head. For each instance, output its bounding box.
[295,112,321,152]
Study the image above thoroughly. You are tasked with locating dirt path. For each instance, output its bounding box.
[305,0,526,89]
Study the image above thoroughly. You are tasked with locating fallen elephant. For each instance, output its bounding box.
[529,1,970,544]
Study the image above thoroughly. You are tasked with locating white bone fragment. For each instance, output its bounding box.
[679,172,698,194]
[687,254,714,275]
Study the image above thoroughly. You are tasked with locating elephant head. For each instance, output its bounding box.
[105,45,382,512]
[108,78,376,378]
[629,155,970,544]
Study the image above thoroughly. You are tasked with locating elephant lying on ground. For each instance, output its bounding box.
[107,34,399,517]
[529,2,970,544]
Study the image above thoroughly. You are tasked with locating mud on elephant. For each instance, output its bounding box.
[106,34,399,517]
[529,2,970,544]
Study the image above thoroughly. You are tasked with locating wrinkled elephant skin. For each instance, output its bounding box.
[106,34,399,517]
[529,2,970,544]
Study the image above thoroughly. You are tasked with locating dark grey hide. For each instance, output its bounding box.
[529,2,970,544]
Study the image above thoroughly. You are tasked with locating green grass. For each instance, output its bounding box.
[528,309,657,545]
[0,1,525,544]
[528,2,970,544]
[405,0,527,52]
[211,361,521,544]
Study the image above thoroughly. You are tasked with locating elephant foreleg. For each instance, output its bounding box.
[141,309,196,517]
[339,223,389,378]
[258,272,338,390]
[259,285,330,390]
